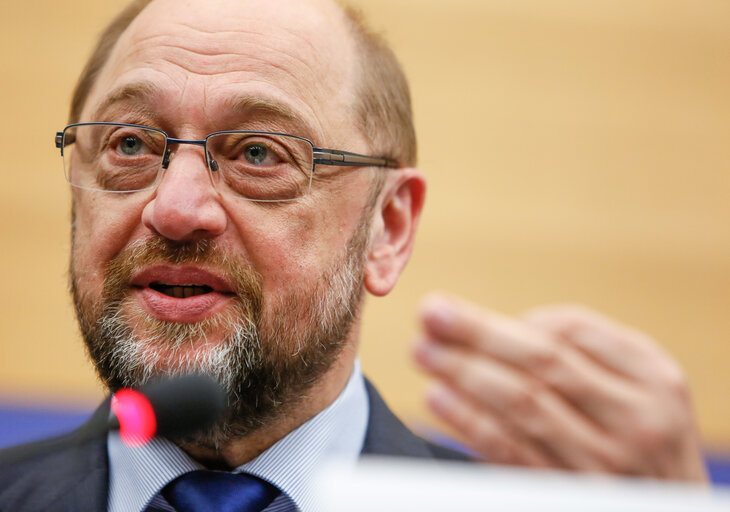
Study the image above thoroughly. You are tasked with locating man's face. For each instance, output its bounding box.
[69,0,378,441]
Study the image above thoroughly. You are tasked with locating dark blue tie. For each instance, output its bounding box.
[161,470,281,512]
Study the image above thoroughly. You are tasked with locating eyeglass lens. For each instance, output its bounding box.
[62,124,315,201]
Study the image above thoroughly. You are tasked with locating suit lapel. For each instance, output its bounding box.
[0,399,111,512]
[39,399,111,512]
[361,379,436,458]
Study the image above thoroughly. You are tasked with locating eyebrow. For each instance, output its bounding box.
[89,80,319,141]
[89,81,159,122]
[220,96,320,142]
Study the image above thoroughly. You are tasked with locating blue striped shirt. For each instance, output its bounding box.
[107,360,369,512]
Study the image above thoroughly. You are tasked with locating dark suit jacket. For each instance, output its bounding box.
[0,380,468,512]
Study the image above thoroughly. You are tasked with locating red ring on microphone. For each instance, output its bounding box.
[111,389,157,446]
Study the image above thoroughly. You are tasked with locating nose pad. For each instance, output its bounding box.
[162,148,172,169]
[207,151,219,172]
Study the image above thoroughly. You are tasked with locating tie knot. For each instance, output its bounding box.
[161,470,281,512]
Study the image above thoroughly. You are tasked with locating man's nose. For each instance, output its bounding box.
[140,148,227,241]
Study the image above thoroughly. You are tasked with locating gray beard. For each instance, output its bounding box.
[72,218,369,449]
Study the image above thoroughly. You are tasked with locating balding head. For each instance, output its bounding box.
[69,0,416,166]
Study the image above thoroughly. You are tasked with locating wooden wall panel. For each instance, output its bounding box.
[0,0,727,443]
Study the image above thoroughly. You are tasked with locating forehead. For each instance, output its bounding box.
[83,0,358,140]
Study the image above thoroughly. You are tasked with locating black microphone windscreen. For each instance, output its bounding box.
[138,374,227,440]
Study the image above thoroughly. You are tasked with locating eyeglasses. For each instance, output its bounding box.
[55,122,397,202]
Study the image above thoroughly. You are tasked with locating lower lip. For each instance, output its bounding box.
[132,287,235,323]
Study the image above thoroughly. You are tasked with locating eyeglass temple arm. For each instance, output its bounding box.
[55,131,77,155]
[55,132,65,151]
[313,148,397,168]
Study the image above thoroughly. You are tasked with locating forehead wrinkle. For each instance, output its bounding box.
[160,3,330,57]
[125,23,324,74]
[160,46,315,85]
[122,10,341,90]
[173,21,320,58]
[119,37,325,100]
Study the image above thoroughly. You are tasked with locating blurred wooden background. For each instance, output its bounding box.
[0,0,728,445]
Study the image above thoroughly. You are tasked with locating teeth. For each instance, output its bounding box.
[150,282,214,298]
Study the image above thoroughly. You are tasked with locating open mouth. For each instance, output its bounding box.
[149,282,215,299]
[129,267,237,322]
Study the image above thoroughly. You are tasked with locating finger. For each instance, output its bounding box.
[414,340,629,471]
[420,294,591,378]
[419,294,564,374]
[420,293,524,353]
[523,305,682,384]
[426,383,554,467]
[419,296,637,426]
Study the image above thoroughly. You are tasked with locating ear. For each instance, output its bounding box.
[364,167,426,296]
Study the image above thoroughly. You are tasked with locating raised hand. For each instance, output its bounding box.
[413,294,707,482]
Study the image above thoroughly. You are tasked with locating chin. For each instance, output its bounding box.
[89,298,259,393]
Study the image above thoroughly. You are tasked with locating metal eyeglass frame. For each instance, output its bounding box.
[55,122,398,197]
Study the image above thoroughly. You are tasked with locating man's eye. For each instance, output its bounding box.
[119,136,144,156]
[243,143,272,165]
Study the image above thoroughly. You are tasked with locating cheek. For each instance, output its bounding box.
[230,207,320,291]
[224,196,359,297]
[72,192,148,298]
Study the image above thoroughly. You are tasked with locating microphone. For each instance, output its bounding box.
[0,375,227,467]
[109,374,227,446]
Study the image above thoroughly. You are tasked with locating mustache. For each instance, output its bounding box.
[102,237,263,322]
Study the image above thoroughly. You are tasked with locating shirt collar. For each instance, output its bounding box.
[108,360,369,512]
